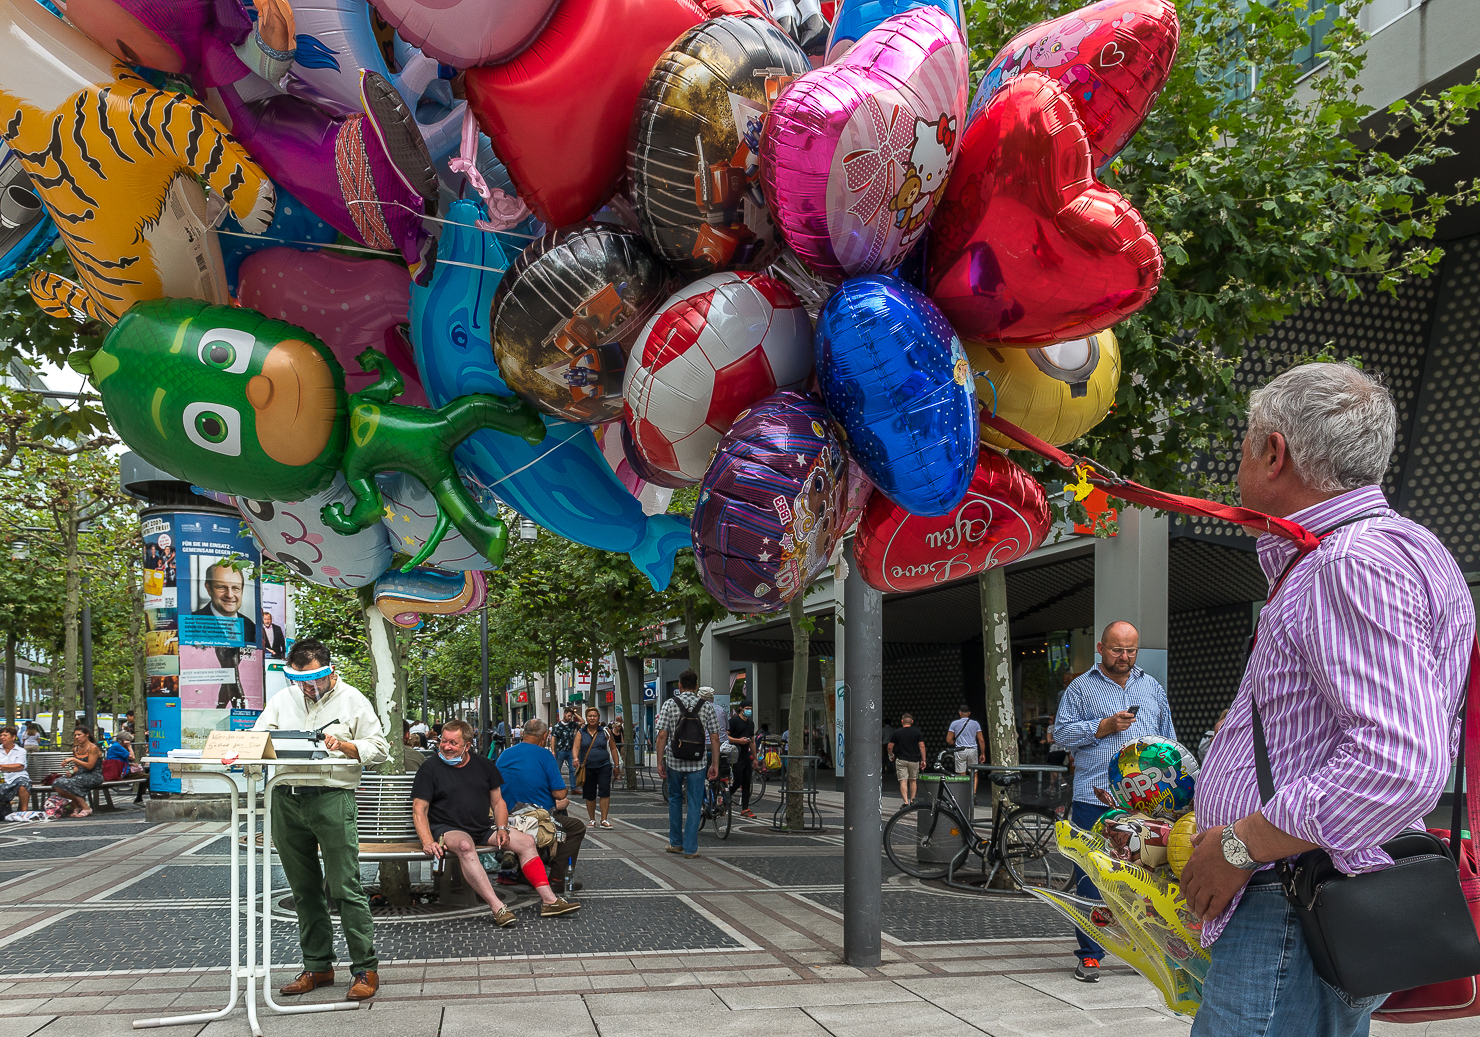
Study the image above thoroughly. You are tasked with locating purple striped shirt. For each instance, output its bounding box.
[1195,485,1475,945]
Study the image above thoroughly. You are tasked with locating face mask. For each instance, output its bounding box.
[743,709,752,718]
[438,751,463,765]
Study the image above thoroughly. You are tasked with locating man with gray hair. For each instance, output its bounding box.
[1181,363,1475,1036]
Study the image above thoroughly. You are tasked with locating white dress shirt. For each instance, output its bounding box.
[252,678,390,788]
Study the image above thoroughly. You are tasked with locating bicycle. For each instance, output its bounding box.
[882,762,1074,892]
[751,738,785,806]
[699,774,733,840]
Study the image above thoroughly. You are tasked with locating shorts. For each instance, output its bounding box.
[431,823,495,847]
[894,760,920,781]
[582,763,612,800]
[954,748,978,774]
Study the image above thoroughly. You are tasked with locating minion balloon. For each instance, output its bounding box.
[79,299,546,570]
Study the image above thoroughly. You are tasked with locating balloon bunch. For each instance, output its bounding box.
[1027,739,1206,1017]
[4,0,1178,619]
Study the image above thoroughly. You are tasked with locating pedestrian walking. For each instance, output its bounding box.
[654,670,721,858]
[549,708,579,790]
[575,706,619,829]
[252,640,390,1002]
[946,706,985,792]
[887,714,926,802]
[1179,363,1475,1036]
[1054,621,1175,983]
[728,700,756,818]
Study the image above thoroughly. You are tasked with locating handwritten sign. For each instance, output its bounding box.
[201,730,275,761]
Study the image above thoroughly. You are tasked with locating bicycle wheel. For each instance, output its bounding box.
[883,801,970,881]
[718,790,733,840]
[753,769,768,806]
[998,808,1075,891]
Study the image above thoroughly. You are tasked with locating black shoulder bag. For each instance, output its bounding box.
[1246,520,1480,999]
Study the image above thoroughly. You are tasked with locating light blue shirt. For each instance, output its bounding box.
[1054,664,1176,806]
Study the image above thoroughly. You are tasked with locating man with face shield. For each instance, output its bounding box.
[252,639,390,1002]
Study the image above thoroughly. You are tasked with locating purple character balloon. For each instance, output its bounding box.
[692,392,850,613]
[66,0,437,279]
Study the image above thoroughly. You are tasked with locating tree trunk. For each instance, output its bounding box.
[819,654,835,768]
[617,653,637,790]
[980,568,1017,888]
[361,601,411,907]
[60,512,80,744]
[683,600,704,690]
[785,596,810,830]
[4,632,15,725]
[545,649,558,728]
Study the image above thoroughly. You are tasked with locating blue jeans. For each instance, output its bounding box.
[556,749,575,789]
[667,768,706,855]
[1192,880,1383,1036]
[1070,800,1111,962]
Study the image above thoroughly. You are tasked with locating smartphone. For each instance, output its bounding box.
[1126,704,1141,717]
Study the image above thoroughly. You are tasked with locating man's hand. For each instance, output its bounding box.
[657,760,667,780]
[1181,825,1254,920]
[422,839,443,860]
[708,763,719,780]
[1095,712,1137,738]
[494,827,509,850]
[323,733,360,759]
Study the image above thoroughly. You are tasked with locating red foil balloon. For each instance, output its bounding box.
[853,447,1050,593]
[926,72,1163,346]
[465,0,705,229]
[971,0,1180,168]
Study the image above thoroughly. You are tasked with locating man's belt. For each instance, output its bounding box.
[285,785,332,796]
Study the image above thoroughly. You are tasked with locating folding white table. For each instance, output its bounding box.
[133,758,362,1036]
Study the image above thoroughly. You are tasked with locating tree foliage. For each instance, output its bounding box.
[966,0,1480,495]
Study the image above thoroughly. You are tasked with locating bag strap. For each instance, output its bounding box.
[1457,641,1480,877]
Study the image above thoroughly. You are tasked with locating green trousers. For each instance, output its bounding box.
[271,787,377,973]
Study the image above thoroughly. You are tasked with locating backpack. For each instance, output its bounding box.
[671,698,707,761]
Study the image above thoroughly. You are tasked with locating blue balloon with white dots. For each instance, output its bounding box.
[815,274,978,517]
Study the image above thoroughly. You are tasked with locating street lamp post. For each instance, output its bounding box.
[479,607,490,752]
[420,644,429,725]
[81,574,94,731]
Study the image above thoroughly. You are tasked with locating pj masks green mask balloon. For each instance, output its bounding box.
[85,298,546,569]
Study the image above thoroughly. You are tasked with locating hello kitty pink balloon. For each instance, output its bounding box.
[761,6,967,281]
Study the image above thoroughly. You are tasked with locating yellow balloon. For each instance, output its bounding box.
[967,330,1121,451]
[1168,811,1197,878]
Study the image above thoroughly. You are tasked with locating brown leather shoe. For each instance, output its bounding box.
[346,970,378,1001]
[280,970,333,995]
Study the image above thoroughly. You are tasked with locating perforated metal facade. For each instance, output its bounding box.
[1168,604,1253,747]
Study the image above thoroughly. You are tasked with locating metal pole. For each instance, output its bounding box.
[81,574,95,731]
[841,537,882,966]
[479,608,490,753]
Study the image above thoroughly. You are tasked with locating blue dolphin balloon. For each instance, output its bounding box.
[409,200,691,590]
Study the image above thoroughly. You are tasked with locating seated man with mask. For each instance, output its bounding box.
[412,720,581,926]
[497,718,587,891]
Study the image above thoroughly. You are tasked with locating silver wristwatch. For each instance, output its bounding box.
[1220,823,1261,871]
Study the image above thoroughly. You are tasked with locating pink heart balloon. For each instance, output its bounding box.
[760,6,968,281]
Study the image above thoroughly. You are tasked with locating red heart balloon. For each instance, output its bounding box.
[465,0,704,228]
[972,0,1180,168]
[926,72,1163,345]
[853,447,1050,593]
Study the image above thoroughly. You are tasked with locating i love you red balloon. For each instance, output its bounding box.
[853,447,1051,593]
[926,72,1163,345]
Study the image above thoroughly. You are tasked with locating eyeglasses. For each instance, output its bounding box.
[1104,647,1139,657]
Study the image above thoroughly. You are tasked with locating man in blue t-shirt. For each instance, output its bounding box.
[497,717,587,890]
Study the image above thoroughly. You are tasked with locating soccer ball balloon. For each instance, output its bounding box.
[623,272,814,485]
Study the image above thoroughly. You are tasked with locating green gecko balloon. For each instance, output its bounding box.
[84,298,546,569]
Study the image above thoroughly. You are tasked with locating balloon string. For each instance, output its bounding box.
[973,372,999,418]
[214,229,507,274]
[479,430,579,490]
[347,199,540,239]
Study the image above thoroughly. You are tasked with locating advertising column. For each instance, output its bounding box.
[142,507,262,793]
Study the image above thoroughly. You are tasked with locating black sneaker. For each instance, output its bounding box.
[1074,958,1102,983]
[360,70,438,201]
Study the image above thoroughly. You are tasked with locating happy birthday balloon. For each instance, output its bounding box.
[927,72,1162,345]
[492,223,673,425]
[853,447,1049,592]
[970,330,1121,451]
[972,0,1179,167]
[1107,737,1200,819]
[761,6,968,281]
[692,392,849,612]
[815,275,976,515]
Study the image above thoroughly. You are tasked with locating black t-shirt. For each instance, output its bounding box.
[411,755,503,835]
[729,716,754,746]
[889,726,925,762]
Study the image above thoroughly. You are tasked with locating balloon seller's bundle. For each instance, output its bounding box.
[0,0,1200,1012]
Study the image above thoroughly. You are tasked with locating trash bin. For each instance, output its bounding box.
[915,774,973,864]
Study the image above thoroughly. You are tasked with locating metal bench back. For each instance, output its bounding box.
[26,752,68,782]
[355,774,418,841]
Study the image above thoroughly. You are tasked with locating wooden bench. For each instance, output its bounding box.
[26,751,146,813]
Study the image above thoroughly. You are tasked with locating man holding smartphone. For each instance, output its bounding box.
[1053,620,1177,983]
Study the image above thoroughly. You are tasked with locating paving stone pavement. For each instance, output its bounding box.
[0,789,1476,1036]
